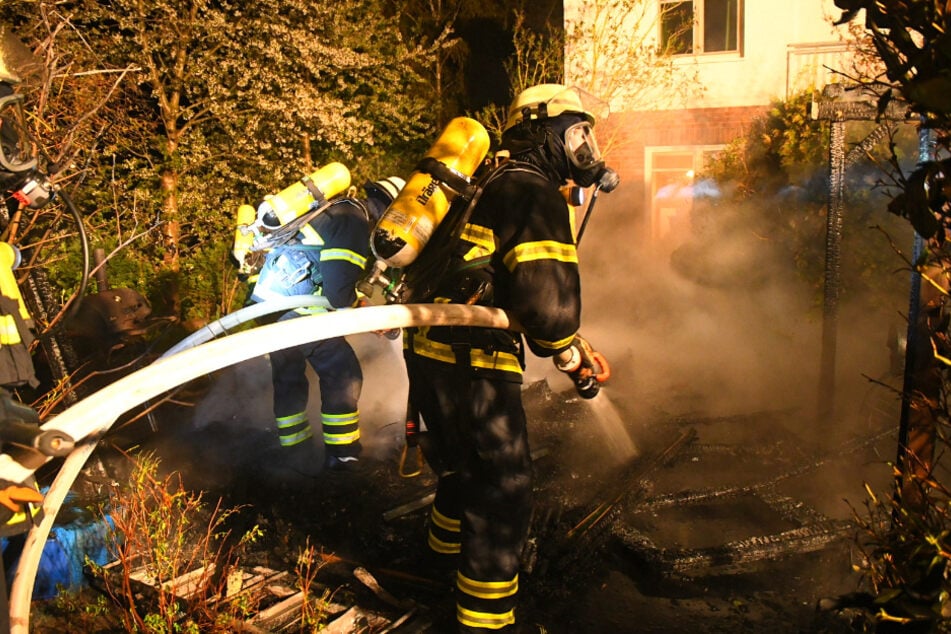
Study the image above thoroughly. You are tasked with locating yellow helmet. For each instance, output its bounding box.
[504,84,597,132]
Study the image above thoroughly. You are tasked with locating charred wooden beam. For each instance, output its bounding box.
[615,519,851,578]
[810,84,912,123]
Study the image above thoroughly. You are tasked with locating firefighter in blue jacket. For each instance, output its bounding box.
[249,175,404,476]
[404,84,614,632]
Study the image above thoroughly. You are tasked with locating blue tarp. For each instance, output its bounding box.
[3,510,115,600]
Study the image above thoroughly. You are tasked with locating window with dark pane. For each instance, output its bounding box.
[661,1,694,55]
[704,0,739,52]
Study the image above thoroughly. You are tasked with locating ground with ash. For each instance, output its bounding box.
[28,366,893,633]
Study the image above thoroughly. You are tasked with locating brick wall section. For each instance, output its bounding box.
[602,105,769,178]
[591,104,770,247]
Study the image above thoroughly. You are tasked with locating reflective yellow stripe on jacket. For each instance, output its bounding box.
[529,332,575,354]
[502,239,577,272]
[408,327,522,375]
[0,315,21,345]
[320,247,367,268]
[460,224,496,263]
[299,224,323,245]
[0,242,30,322]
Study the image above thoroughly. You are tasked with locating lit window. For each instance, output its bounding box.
[646,146,724,244]
[660,0,741,55]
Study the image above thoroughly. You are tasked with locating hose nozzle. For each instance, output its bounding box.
[554,335,611,399]
[571,372,601,399]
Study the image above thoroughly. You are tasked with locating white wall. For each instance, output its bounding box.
[685,0,850,107]
[564,0,856,111]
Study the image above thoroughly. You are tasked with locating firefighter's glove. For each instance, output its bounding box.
[0,480,43,517]
[553,335,611,399]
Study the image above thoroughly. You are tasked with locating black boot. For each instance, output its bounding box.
[324,441,364,472]
[264,441,323,482]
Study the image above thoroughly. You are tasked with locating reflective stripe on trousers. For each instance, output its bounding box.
[405,354,532,633]
[276,410,313,447]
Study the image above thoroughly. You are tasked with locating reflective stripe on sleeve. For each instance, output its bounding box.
[502,240,577,272]
[320,248,367,268]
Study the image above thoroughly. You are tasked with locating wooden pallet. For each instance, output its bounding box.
[95,561,401,632]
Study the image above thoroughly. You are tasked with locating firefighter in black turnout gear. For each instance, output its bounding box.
[0,30,48,390]
[403,84,614,632]
[0,27,62,630]
[250,175,404,476]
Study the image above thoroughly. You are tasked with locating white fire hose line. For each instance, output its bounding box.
[160,294,333,358]
[5,303,515,633]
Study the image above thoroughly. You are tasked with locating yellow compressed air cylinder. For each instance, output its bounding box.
[259,162,352,228]
[232,203,257,264]
[371,117,490,268]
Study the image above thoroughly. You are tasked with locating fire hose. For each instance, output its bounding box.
[160,294,332,358]
[2,303,516,633]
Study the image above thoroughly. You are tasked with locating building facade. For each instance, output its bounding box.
[564,0,856,251]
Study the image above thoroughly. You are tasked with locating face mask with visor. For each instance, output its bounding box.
[562,120,605,187]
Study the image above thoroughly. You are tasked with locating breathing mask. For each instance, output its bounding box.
[563,120,605,188]
[504,84,616,188]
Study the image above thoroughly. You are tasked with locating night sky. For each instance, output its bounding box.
[455,0,563,110]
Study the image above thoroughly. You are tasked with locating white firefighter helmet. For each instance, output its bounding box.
[365,176,406,205]
[363,175,406,224]
[504,84,608,132]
